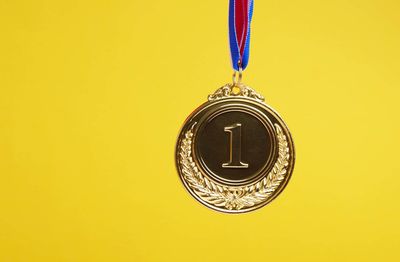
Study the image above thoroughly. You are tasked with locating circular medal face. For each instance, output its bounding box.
[175,84,295,213]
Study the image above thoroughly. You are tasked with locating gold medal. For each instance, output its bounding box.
[175,78,295,213]
[176,0,295,213]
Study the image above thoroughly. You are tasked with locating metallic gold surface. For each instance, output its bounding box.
[176,84,295,213]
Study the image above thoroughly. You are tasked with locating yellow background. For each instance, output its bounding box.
[0,0,399,261]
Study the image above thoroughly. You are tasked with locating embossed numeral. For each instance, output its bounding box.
[222,123,249,168]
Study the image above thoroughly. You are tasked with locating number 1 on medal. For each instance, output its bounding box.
[222,123,249,168]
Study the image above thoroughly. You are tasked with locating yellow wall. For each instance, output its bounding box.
[0,0,399,261]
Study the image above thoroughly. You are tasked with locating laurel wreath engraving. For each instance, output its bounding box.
[178,123,289,210]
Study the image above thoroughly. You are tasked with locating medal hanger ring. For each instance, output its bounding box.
[232,62,243,86]
[232,63,243,95]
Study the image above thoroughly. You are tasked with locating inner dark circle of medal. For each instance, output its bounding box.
[195,109,276,185]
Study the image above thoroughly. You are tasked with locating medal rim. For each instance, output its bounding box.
[175,89,296,214]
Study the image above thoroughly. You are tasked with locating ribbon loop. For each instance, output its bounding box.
[229,0,254,71]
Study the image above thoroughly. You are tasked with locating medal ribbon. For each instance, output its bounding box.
[229,0,254,71]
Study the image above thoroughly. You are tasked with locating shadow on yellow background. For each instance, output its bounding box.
[0,0,399,261]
